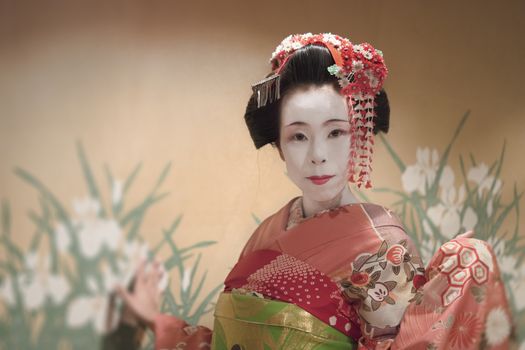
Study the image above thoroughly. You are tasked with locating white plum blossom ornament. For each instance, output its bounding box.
[353,44,364,54]
[352,60,364,72]
[321,33,342,47]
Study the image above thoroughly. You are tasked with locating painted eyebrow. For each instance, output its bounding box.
[285,118,349,127]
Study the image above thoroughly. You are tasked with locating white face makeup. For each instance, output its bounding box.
[279,84,352,204]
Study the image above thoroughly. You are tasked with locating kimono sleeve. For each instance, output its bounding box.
[152,314,213,349]
[345,224,425,350]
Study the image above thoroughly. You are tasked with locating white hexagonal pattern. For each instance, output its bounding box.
[441,241,461,255]
[459,247,477,267]
[442,286,463,306]
[471,261,489,284]
[440,254,459,273]
[449,267,471,286]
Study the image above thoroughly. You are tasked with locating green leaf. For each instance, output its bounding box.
[1,199,11,237]
[15,167,94,290]
[123,162,142,196]
[428,111,469,197]
[188,283,223,324]
[378,133,406,172]
[121,192,170,227]
[76,141,107,218]
[179,241,217,255]
[152,162,172,195]
[251,213,261,225]
[181,254,203,309]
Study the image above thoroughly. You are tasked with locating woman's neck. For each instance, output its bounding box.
[301,184,360,218]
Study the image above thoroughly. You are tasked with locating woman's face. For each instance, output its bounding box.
[278,84,352,202]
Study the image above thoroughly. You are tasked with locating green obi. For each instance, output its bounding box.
[211,292,357,350]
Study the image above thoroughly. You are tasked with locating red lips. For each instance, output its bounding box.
[307,175,334,185]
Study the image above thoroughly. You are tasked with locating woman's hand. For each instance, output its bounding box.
[116,259,164,330]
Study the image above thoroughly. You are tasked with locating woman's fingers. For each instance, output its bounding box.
[115,285,133,306]
[136,259,148,284]
[457,230,475,239]
[147,268,161,290]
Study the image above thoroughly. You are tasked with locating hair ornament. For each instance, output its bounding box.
[251,33,388,189]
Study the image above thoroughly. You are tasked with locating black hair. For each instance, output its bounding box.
[244,44,390,149]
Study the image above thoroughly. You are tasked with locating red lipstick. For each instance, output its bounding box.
[307,175,334,185]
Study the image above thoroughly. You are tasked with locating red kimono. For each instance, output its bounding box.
[152,197,512,349]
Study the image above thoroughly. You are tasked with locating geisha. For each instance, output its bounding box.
[106,33,512,349]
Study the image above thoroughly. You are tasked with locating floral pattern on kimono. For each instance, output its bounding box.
[287,197,427,347]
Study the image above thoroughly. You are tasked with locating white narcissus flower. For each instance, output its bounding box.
[426,184,478,239]
[78,223,104,259]
[18,253,47,310]
[509,269,525,311]
[78,218,123,259]
[487,236,505,258]
[102,267,120,293]
[489,238,521,278]
[73,197,100,219]
[401,148,452,195]
[111,179,123,206]
[419,235,439,266]
[66,270,120,334]
[17,253,71,309]
[157,263,169,291]
[0,276,15,306]
[20,273,47,311]
[181,267,192,292]
[55,222,71,253]
[66,296,93,328]
[499,254,518,277]
[485,307,511,346]
[467,162,502,197]
[66,293,117,334]
[47,274,71,305]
